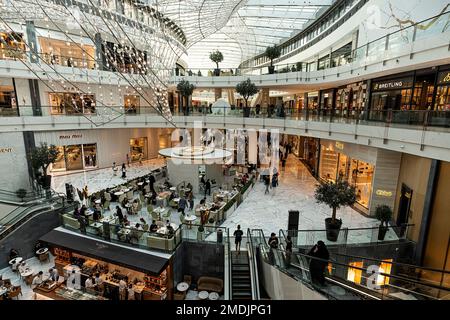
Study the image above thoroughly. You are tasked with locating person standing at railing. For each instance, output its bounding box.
[307,241,330,286]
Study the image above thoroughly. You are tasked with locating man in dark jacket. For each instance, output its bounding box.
[307,240,330,286]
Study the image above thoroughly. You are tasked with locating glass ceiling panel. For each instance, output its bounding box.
[175,0,333,69]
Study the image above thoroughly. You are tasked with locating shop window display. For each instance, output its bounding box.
[39,38,96,69]
[349,159,374,209]
[0,82,18,116]
[0,32,26,61]
[124,95,140,114]
[50,144,98,172]
[130,138,148,162]
[49,92,96,115]
[319,145,374,209]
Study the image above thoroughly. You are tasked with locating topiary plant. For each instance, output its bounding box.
[209,50,224,71]
[235,78,258,109]
[375,205,392,227]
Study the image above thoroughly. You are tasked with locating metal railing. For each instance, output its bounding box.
[0,188,71,240]
[249,228,450,300]
[174,11,450,77]
[60,211,183,253]
[247,229,260,300]
[3,105,449,131]
[279,224,414,248]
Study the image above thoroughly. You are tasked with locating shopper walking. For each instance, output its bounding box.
[307,240,330,286]
[264,175,270,194]
[233,225,244,255]
[121,163,127,179]
[205,179,211,196]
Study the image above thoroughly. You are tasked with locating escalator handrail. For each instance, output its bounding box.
[247,229,261,300]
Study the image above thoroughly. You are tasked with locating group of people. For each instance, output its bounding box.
[262,170,279,195]
[112,162,127,179]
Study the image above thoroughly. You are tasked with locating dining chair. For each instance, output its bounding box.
[8,285,22,300]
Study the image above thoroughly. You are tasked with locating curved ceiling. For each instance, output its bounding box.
[175,0,333,69]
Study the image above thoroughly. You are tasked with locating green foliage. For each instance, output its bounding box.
[265,45,281,66]
[197,70,202,76]
[208,217,215,224]
[375,205,392,226]
[30,142,60,176]
[296,62,303,71]
[314,179,356,221]
[209,50,223,68]
[176,79,195,97]
[16,188,27,200]
[235,78,258,108]
[198,225,204,232]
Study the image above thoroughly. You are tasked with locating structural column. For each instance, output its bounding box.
[261,88,269,111]
[214,88,222,101]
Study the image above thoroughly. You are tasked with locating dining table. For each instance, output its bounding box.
[153,207,167,220]
[157,223,178,235]
[184,214,197,229]
[9,257,23,265]
[176,282,189,292]
[36,247,48,255]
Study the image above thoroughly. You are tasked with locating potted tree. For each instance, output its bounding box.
[314,179,356,242]
[16,188,27,202]
[375,205,392,241]
[236,78,258,118]
[176,79,195,116]
[209,50,223,76]
[197,224,205,241]
[30,143,60,190]
[265,45,281,74]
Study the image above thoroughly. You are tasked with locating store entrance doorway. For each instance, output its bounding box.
[397,184,413,236]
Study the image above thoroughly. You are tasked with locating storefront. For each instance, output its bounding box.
[0,78,18,116]
[38,37,96,69]
[129,137,148,162]
[298,136,319,176]
[368,65,450,125]
[49,92,96,115]
[318,140,401,215]
[319,89,334,116]
[369,74,414,119]
[52,143,98,172]
[40,229,172,300]
[124,95,140,113]
[34,128,166,173]
[335,81,368,118]
[435,69,450,111]
[0,32,26,61]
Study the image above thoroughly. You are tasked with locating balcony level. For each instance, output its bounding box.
[1,110,449,162]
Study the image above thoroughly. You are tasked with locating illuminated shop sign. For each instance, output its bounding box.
[372,78,413,91]
[376,189,392,197]
[335,141,344,150]
[0,147,13,153]
[438,71,450,85]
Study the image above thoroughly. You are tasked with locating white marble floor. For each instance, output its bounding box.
[51,158,167,194]
[220,155,398,244]
[0,254,56,300]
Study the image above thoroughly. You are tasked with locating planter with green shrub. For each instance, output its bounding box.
[375,205,392,241]
[315,179,356,242]
[209,50,223,76]
[30,143,60,190]
[236,78,258,117]
[265,45,281,74]
[176,79,195,115]
[197,224,205,241]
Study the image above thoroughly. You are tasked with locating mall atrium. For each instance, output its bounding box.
[0,0,449,302]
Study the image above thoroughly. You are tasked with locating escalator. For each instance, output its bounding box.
[249,229,450,300]
[231,251,252,299]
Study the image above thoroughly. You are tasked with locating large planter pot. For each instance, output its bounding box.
[214,68,220,76]
[325,218,342,242]
[378,225,388,241]
[268,66,275,74]
[197,231,205,241]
